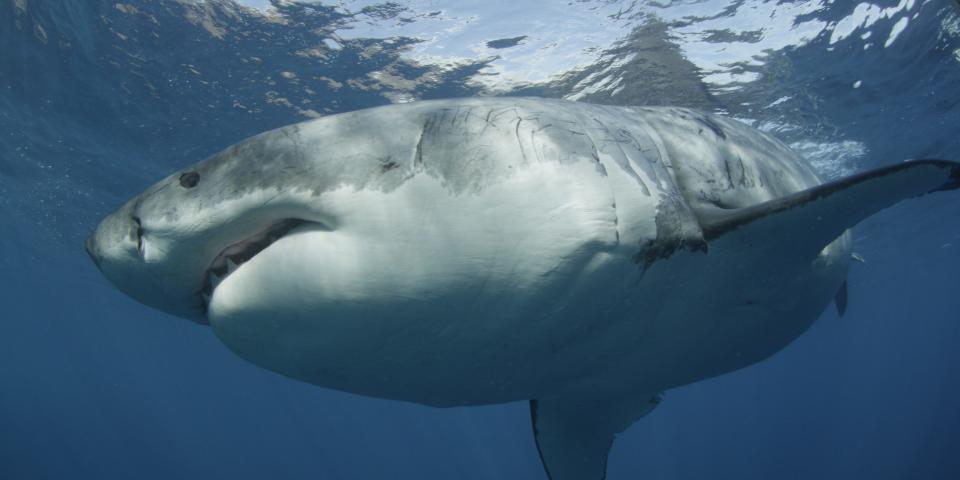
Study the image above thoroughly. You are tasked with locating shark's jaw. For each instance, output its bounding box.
[199,218,315,312]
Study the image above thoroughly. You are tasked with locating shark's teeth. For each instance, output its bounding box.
[200,219,312,310]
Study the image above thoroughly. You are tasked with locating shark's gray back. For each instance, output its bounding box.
[188,98,821,218]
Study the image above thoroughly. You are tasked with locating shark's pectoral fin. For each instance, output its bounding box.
[530,391,662,480]
[700,159,960,257]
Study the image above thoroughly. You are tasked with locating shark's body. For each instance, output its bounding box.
[86,98,960,480]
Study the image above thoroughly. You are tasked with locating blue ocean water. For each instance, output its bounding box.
[2,0,959,478]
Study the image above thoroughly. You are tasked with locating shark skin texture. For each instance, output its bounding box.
[86,98,960,480]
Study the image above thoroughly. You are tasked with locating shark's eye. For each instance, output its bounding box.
[179,171,200,188]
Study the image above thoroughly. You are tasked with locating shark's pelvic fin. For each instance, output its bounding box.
[530,391,662,480]
[700,159,960,256]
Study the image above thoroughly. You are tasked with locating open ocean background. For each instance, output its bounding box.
[2,0,959,478]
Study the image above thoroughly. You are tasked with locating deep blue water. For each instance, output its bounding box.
[2,1,959,478]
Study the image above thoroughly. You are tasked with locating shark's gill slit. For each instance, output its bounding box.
[200,218,315,302]
[132,216,144,256]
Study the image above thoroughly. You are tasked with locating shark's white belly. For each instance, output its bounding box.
[207,150,850,407]
[207,159,623,404]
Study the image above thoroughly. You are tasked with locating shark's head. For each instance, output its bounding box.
[85,126,332,324]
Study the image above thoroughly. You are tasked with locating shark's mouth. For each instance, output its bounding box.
[200,218,311,307]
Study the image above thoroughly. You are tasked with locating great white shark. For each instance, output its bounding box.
[86,97,959,480]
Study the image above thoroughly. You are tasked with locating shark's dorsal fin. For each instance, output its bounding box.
[530,391,662,480]
[700,159,960,256]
